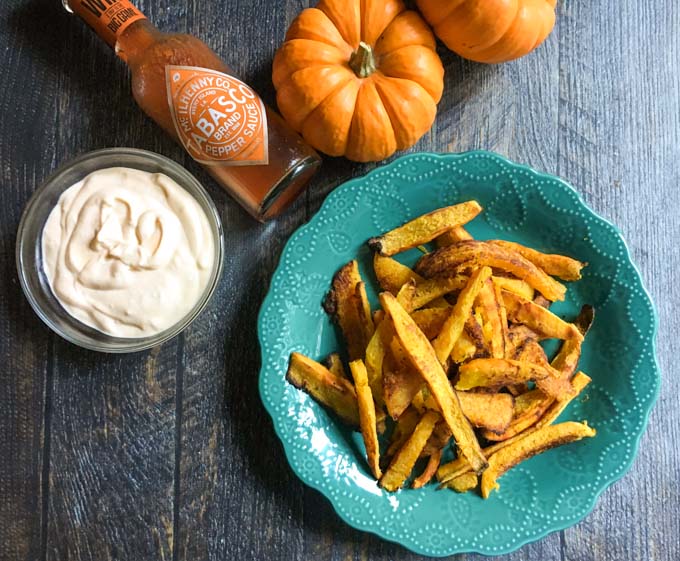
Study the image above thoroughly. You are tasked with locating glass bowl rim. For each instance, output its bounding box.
[16,147,225,353]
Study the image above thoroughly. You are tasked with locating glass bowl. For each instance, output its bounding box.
[16,148,225,353]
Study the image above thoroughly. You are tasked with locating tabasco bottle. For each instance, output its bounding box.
[63,0,321,221]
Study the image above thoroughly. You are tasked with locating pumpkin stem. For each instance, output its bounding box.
[349,41,377,78]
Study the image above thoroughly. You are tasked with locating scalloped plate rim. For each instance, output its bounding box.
[257,150,661,557]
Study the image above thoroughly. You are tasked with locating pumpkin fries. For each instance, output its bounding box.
[287,200,596,497]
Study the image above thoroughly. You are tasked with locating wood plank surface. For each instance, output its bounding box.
[0,1,678,561]
[0,2,59,558]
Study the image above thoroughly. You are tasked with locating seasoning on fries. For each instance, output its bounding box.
[287,200,596,496]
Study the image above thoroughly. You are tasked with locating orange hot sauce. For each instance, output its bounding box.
[64,0,321,221]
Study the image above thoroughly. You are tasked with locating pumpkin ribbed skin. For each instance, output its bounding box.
[273,0,444,162]
[416,0,557,64]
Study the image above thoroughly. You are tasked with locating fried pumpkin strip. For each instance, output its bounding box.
[456,358,555,392]
[502,290,579,341]
[380,410,440,491]
[287,353,359,426]
[488,240,586,281]
[493,279,511,357]
[324,353,347,379]
[535,305,595,401]
[480,421,596,498]
[411,307,452,339]
[365,319,393,405]
[410,275,468,310]
[457,391,514,434]
[433,266,492,364]
[365,321,387,379]
[476,278,505,358]
[551,336,584,379]
[481,388,553,441]
[412,449,443,489]
[413,387,515,435]
[326,354,386,435]
[380,292,487,472]
[505,333,544,394]
[410,386,437,413]
[368,201,483,256]
[396,280,417,310]
[349,360,382,479]
[444,472,478,493]
[435,225,474,248]
[437,372,591,485]
[516,339,550,365]
[533,294,552,308]
[415,240,566,301]
[551,305,595,377]
[355,281,375,344]
[460,314,488,359]
[421,421,452,457]
[384,339,424,419]
[492,276,535,301]
[386,407,420,457]
[373,254,450,308]
[536,371,591,427]
[511,387,553,418]
[374,253,423,293]
[507,324,540,357]
[573,304,595,336]
[451,330,479,363]
[322,261,367,360]
[512,328,578,398]
[526,341,576,398]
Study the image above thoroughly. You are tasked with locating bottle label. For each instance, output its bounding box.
[165,66,269,166]
[67,0,146,47]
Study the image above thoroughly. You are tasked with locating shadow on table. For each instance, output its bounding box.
[8,0,112,98]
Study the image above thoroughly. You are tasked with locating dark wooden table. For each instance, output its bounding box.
[1,1,678,560]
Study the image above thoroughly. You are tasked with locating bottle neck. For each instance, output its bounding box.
[66,0,153,53]
[115,19,162,64]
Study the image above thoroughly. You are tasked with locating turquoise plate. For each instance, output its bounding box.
[257,151,660,556]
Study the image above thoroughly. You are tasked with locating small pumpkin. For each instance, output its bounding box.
[416,0,557,64]
[272,0,444,162]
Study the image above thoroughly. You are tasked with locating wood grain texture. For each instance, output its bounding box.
[0,0,678,560]
[0,2,59,558]
[38,1,186,559]
[0,14,55,559]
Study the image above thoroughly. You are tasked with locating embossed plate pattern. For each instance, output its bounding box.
[257,151,660,556]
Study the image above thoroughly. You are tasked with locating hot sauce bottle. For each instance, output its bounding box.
[63,0,321,221]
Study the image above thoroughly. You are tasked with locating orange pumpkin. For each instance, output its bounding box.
[416,0,557,64]
[272,0,444,162]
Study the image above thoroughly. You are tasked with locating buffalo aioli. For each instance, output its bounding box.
[64,0,320,221]
[42,168,216,337]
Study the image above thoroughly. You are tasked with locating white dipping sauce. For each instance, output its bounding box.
[42,167,216,338]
